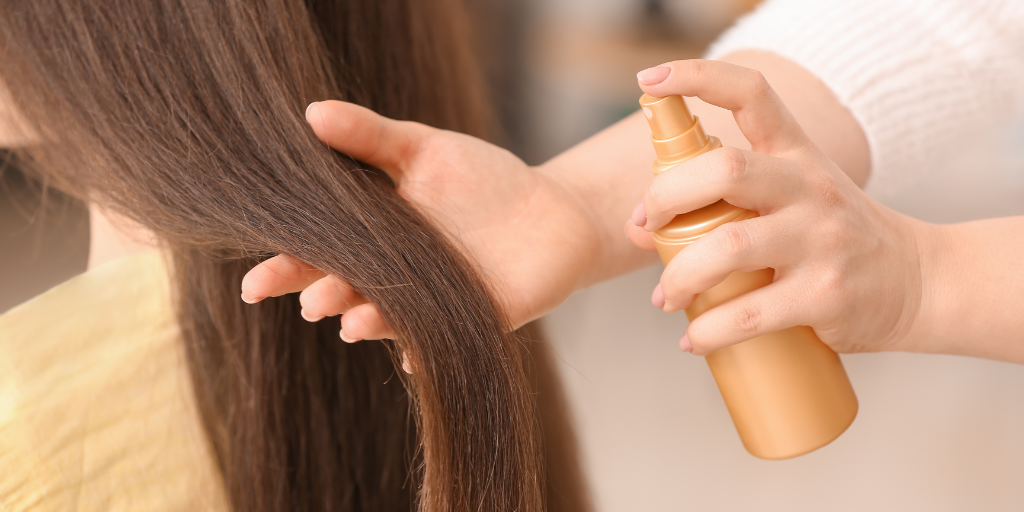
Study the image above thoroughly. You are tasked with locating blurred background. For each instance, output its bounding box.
[3,0,1024,510]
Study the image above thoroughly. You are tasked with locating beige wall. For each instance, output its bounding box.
[0,169,88,314]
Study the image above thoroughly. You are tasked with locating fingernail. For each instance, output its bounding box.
[340,329,362,343]
[301,309,325,322]
[652,284,665,308]
[401,352,414,374]
[241,293,263,304]
[637,66,671,86]
[305,101,319,119]
[679,334,692,352]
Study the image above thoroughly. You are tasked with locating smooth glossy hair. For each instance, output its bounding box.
[0,0,588,510]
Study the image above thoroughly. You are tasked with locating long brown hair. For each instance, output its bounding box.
[0,0,588,510]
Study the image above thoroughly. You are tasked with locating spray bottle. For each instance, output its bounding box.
[640,94,858,459]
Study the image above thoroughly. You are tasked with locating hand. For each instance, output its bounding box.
[626,60,928,356]
[241,101,603,342]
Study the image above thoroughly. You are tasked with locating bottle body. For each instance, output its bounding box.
[640,93,857,459]
[655,239,858,460]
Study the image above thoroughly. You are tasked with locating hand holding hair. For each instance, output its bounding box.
[242,100,607,343]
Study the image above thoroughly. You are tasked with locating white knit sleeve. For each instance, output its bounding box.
[705,0,1024,196]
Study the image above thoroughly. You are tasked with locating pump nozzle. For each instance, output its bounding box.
[640,94,694,139]
[639,94,718,174]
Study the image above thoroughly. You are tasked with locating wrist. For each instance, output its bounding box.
[533,110,668,291]
[897,218,955,354]
[533,162,618,292]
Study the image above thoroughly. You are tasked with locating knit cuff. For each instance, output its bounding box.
[706,0,1024,196]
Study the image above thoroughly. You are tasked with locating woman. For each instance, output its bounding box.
[253,0,1024,364]
[246,2,1024,506]
[0,0,587,511]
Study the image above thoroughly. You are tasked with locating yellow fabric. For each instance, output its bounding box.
[0,252,228,511]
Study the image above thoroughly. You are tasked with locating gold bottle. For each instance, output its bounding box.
[640,94,858,459]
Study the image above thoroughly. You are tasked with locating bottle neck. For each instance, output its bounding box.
[651,125,718,174]
[638,94,755,259]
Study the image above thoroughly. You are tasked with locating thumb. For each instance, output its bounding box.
[306,100,436,183]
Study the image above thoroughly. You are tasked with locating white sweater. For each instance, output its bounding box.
[706,0,1024,196]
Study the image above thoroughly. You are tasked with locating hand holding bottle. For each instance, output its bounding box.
[627,60,930,356]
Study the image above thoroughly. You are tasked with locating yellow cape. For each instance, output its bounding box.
[0,252,228,511]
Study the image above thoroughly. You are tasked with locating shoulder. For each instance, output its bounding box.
[0,252,228,512]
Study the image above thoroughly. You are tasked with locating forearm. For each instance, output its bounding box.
[910,217,1024,363]
[538,50,870,290]
[537,109,659,288]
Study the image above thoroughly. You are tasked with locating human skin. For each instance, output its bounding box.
[242,51,872,343]
[244,53,1024,365]
[0,84,156,271]
[633,60,1024,364]
[5,49,1017,363]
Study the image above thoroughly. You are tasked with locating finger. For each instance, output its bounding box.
[625,219,657,252]
[306,100,435,180]
[658,214,803,313]
[685,278,813,356]
[340,302,395,342]
[298,275,368,321]
[642,148,799,231]
[401,351,415,374]
[241,254,326,303]
[638,59,810,155]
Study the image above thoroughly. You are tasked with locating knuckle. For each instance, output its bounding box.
[815,266,848,300]
[328,275,352,293]
[732,302,763,336]
[676,59,707,84]
[280,257,317,281]
[329,282,356,306]
[713,223,753,261]
[746,69,772,99]
[715,147,747,182]
[808,174,846,210]
[273,260,305,281]
[689,60,708,82]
